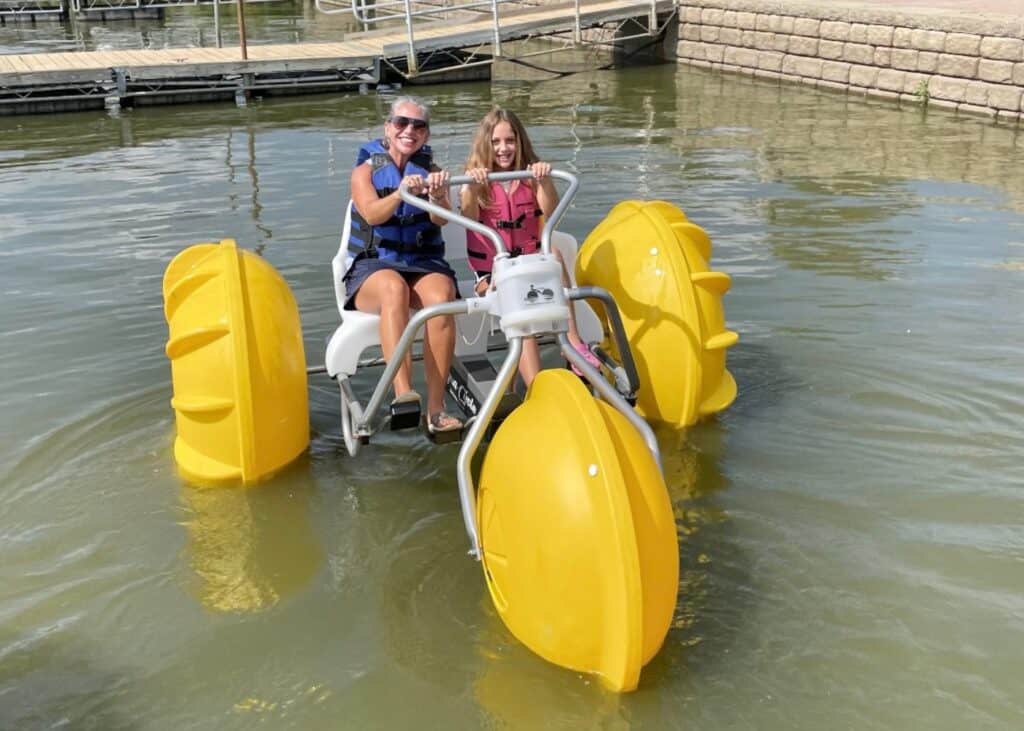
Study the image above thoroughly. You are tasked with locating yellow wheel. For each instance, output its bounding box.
[476,369,678,692]
[163,239,309,485]
[576,201,738,427]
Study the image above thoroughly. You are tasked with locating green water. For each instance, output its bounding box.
[1,63,1023,729]
[0,1,354,55]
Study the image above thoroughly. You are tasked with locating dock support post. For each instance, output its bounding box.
[573,0,581,45]
[236,0,248,60]
[402,0,417,74]
[105,67,127,112]
[213,0,222,48]
[235,73,254,107]
[490,0,502,58]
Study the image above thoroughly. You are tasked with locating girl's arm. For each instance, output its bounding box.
[531,162,559,218]
[460,167,489,220]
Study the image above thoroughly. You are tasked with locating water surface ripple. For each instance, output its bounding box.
[1,65,1022,729]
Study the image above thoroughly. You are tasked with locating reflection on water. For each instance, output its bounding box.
[180,478,323,613]
[1,63,1023,728]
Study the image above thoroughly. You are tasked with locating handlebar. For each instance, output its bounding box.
[397,169,580,258]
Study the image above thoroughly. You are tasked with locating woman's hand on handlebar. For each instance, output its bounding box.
[402,170,450,201]
[427,170,450,201]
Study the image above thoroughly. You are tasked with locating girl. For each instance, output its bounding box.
[460,107,600,387]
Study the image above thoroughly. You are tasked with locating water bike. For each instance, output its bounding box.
[161,169,738,692]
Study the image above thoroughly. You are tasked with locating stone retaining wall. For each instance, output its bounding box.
[674,0,1024,124]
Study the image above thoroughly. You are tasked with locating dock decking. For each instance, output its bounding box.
[0,0,676,114]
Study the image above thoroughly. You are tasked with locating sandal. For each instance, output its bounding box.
[428,410,463,434]
[570,341,602,377]
[390,391,421,407]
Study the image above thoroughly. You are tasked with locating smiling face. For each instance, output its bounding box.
[490,120,518,171]
[386,101,430,157]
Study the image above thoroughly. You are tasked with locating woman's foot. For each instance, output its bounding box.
[390,390,421,407]
[427,411,463,434]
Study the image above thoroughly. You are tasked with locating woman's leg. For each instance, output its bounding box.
[409,272,457,418]
[354,269,415,397]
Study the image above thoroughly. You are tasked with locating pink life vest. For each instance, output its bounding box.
[466,180,543,275]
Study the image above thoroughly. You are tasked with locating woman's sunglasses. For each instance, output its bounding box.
[389,115,429,131]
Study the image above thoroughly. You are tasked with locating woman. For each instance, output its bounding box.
[344,96,462,434]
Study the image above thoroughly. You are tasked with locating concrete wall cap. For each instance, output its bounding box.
[681,0,1024,40]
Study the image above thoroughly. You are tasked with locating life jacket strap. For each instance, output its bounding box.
[494,213,526,230]
[493,208,542,230]
[349,221,444,257]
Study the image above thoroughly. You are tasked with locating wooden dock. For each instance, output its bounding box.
[0,0,675,114]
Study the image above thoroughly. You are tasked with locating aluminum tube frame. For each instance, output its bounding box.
[398,182,507,259]
[339,378,364,457]
[570,285,641,396]
[399,170,579,260]
[559,333,662,472]
[456,336,523,559]
[355,299,469,434]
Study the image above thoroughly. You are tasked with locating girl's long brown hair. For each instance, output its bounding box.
[464,108,539,210]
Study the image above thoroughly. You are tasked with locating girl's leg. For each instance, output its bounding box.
[551,248,586,347]
[518,336,542,388]
[409,272,458,419]
[354,269,414,397]
[550,249,601,371]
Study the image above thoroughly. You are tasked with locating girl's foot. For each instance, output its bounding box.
[569,341,601,376]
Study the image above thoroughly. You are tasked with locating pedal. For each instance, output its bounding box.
[447,355,521,423]
[389,398,421,431]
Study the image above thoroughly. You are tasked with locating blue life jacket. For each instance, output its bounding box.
[348,139,444,260]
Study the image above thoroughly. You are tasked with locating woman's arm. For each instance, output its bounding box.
[426,169,452,226]
[351,162,403,225]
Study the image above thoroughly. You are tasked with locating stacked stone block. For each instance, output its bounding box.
[675,0,1024,124]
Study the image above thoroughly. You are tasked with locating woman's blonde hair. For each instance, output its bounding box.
[464,108,539,209]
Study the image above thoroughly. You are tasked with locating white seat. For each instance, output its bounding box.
[325,202,472,378]
[324,201,598,379]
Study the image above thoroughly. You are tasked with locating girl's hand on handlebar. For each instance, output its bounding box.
[474,277,492,297]
[466,167,489,186]
[529,162,551,179]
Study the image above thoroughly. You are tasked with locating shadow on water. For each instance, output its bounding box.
[0,629,138,731]
[634,424,752,691]
[723,337,802,421]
